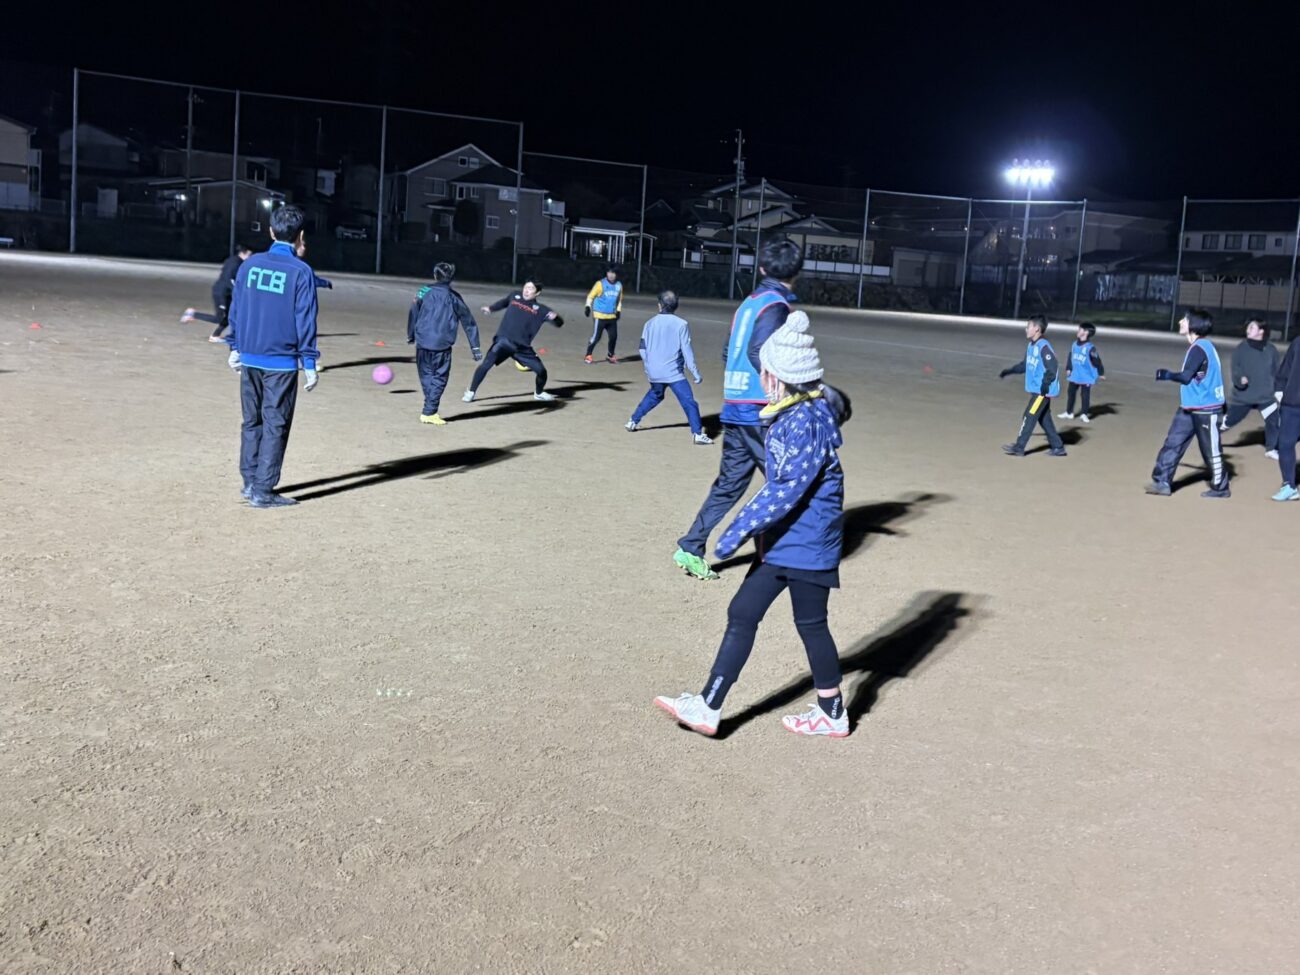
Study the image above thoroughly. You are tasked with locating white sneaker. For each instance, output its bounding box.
[653,692,720,737]
[1265,449,1279,460]
[1079,413,1091,424]
[692,432,713,445]
[534,391,557,402]
[461,389,475,403]
[625,419,638,431]
[180,307,196,323]
[781,702,850,738]
[1057,411,1074,419]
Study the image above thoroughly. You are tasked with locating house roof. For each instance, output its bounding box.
[702,179,796,201]
[450,164,544,192]
[402,143,501,175]
[0,114,35,133]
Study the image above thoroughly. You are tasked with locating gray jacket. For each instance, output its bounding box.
[1229,340,1280,406]
[639,313,701,384]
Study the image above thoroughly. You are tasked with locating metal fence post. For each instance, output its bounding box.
[1170,195,1188,330]
[636,163,647,292]
[512,123,524,283]
[1012,186,1033,320]
[1285,200,1300,342]
[228,90,240,256]
[958,196,972,315]
[1070,198,1088,320]
[752,178,766,290]
[70,68,79,253]
[856,188,872,309]
[375,105,387,275]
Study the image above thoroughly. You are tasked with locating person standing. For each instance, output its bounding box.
[1146,308,1230,498]
[584,264,623,364]
[998,315,1067,457]
[226,205,320,509]
[1268,332,1300,501]
[672,237,803,581]
[1058,322,1105,422]
[625,290,711,444]
[406,262,481,425]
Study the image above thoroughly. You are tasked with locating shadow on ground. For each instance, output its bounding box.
[278,440,548,501]
[709,590,977,739]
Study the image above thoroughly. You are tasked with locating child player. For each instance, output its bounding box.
[1146,308,1229,498]
[1058,322,1105,422]
[624,290,712,444]
[654,311,854,738]
[406,262,481,425]
[998,314,1067,457]
[463,281,564,403]
[182,243,251,342]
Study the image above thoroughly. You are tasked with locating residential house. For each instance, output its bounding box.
[0,114,39,210]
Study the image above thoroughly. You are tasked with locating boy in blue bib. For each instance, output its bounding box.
[1058,322,1105,422]
[998,315,1067,457]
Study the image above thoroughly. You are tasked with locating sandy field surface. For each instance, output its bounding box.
[2,252,1297,974]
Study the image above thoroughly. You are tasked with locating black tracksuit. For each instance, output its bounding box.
[469,293,563,395]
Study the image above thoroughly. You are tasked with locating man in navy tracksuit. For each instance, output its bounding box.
[227,205,320,509]
[1146,308,1230,498]
[1271,333,1300,501]
[406,261,481,425]
[998,314,1067,456]
[672,237,803,581]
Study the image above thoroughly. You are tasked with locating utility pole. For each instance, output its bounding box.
[728,129,744,300]
[184,87,194,224]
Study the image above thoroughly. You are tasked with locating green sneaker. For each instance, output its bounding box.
[673,548,719,581]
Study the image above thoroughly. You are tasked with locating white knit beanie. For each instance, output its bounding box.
[759,310,823,384]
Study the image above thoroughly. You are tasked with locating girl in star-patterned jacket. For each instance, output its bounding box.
[654,311,854,739]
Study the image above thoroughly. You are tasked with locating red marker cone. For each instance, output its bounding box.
[374,340,386,347]
[29,323,42,329]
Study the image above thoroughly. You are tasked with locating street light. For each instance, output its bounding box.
[1004,158,1054,319]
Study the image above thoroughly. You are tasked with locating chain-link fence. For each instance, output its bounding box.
[6,62,1300,337]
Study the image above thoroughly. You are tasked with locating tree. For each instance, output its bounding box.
[453,199,480,244]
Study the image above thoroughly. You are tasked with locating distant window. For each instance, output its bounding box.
[469,156,480,167]
[425,177,445,196]
[486,215,500,229]
[457,156,469,167]
[456,186,467,200]
[1201,234,1219,250]
[439,213,451,227]
[1248,234,1265,249]
[1224,234,1242,249]
[470,187,480,199]
[1275,237,1284,247]
[1184,236,1191,248]
[498,187,518,202]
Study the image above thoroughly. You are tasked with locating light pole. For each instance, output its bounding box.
[1004,158,1054,320]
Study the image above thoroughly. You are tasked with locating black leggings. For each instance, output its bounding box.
[585,317,618,356]
[1066,382,1092,415]
[469,339,547,394]
[708,561,841,691]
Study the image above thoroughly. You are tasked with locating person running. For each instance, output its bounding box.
[464,281,563,403]
[1146,308,1230,499]
[998,314,1067,457]
[182,244,251,342]
[583,264,623,364]
[1222,317,1281,459]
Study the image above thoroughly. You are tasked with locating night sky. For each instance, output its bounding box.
[4,0,1297,201]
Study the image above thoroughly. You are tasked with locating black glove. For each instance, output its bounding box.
[583,306,591,318]
[614,311,621,322]
[1155,368,1172,381]
[552,315,565,328]
[998,369,1011,379]
[316,276,334,290]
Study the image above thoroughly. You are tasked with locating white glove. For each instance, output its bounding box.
[227,349,241,373]
[693,375,703,385]
[304,368,319,392]
[1276,391,1284,403]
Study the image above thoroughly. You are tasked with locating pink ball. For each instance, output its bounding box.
[372,364,394,385]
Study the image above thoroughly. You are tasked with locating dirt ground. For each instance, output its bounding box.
[1,252,1297,974]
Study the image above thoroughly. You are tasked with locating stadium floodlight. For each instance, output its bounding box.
[1005,158,1054,318]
